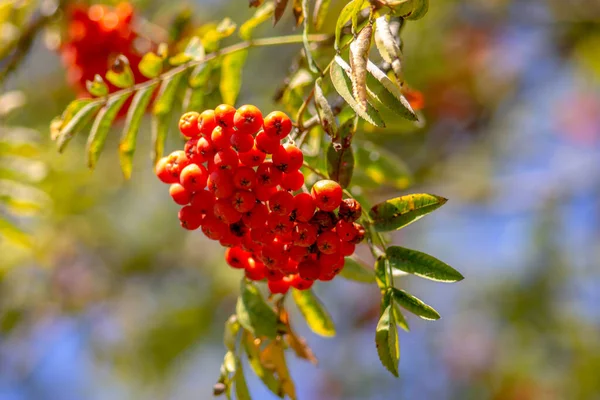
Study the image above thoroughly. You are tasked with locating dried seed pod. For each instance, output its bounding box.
[349,23,373,111]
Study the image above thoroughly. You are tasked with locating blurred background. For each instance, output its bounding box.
[2,0,600,399]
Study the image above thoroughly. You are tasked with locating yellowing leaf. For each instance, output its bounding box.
[220,50,248,106]
[138,52,164,78]
[236,280,278,338]
[369,193,447,232]
[375,302,399,377]
[292,288,335,337]
[239,1,275,40]
[85,74,108,97]
[313,0,331,31]
[106,55,134,88]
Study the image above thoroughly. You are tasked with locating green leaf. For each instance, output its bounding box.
[106,55,134,88]
[334,0,358,51]
[386,246,463,282]
[56,101,102,152]
[302,0,320,73]
[119,83,157,178]
[353,141,412,190]
[330,57,385,127]
[153,71,185,116]
[184,36,205,61]
[151,112,171,164]
[220,49,248,106]
[189,62,212,89]
[393,303,410,332]
[234,357,252,400]
[224,315,240,351]
[313,0,331,31]
[339,257,375,283]
[391,287,440,320]
[387,0,429,20]
[327,143,354,188]
[86,92,131,169]
[375,303,399,377]
[350,0,367,34]
[138,52,164,79]
[85,74,108,97]
[236,280,278,338]
[261,340,297,400]
[374,256,388,290]
[366,61,417,121]
[292,288,335,337]
[369,193,447,232]
[239,2,275,40]
[314,77,338,139]
[242,331,282,396]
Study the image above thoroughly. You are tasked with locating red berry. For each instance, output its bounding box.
[220,231,242,248]
[201,216,228,240]
[310,211,338,229]
[316,231,341,254]
[169,183,192,205]
[349,223,366,244]
[214,198,242,224]
[272,144,303,172]
[180,163,208,192]
[211,126,233,150]
[289,274,314,290]
[298,260,321,281]
[256,162,283,187]
[268,190,294,216]
[233,166,256,190]
[338,198,362,223]
[266,268,285,281]
[213,148,239,171]
[292,193,316,222]
[254,183,278,202]
[319,252,344,273]
[229,220,249,238]
[311,180,343,212]
[190,190,215,214]
[230,132,254,153]
[196,137,215,160]
[280,170,304,191]
[178,205,203,230]
[340,241,355,256]
[268,278,290,294]
[225,247,251,269]
[267,213,293,235]
[245,258,267,281]
[263,111,292,140]
[184,138,204,164]
[242,202,269,229]
[179,111,201,138]
[232,190,256,213]
[250,225,275,246]
[156,157,178,183]
[292,223,318,247]
[288,245,309,262]
[234,105,263,135]
[255,130,280,154]
[164,150,190,178]
[207,170,235,199]
[198,109,217,137]
[336,220,358,242]
[238,145,266,167]
[260,244,287,270]
[215,104,236,128]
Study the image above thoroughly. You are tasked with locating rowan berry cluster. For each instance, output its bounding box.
[155,105,365,294]
[59,2,146,93]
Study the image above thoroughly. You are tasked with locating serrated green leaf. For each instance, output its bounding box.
[220,49,248,106]
[327,143,354,188]
[184,36,205,61]
[353,141,412,190]
[56,101,102,152]
[240,1,275,40]
[313,0,331,31]
[335,0,358,51]
[375,303,399,377]
[119,83,157,178]
[393,303,410,332]
[369,193,447,232]
[330,57,385,127]
[314,77,338,139]
[235,357,252,400]
[242,331,282,396]
[366,60,417,121]
[139,52,163,78]
[85,75,108,97]
[87,92,131,169]
[153,71,185,116]
[302,0,320,73]
[391,287,440,320]
[51,98,93,140]
[292,288,335,337]
[374,256,388,290]
[236,280,278,338]
[386,246,463,282]
[224,315,240,351]
[106,55,134,88]
[339,257,375,283]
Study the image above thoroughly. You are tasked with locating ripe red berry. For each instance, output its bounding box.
[268,213,294,235]
[310,210,338,229]
[298,260,321,281]
[201,216,228,240]
[242,202,269,229]
[255,130,280,154]
[316,231,341,254]
[215,104,236,128]
[190,190,215,214]
[256,162,283,187]
[233,166,256,190]
[156,157,178,184]
[211,126,233,150]
[254,184,278,202]
[268,190,294,216]
[263,111,292,140]
[184,138,204,164]
[338,198,362,223]
[164,150,190,178]
[180,163,208,192]
[289,273,314,290]
[292,193,316,222]
[280,170,304,191]
[288,245,309,262]
[234,104,263,135]
[169,183,192,205]
[213,148,239,171]
[268,277,290,294]
[179,111,201,138]
[266,268,285,281]
[272,144,303,172]
[319,252,344,272]
[349,222,366,244]
[220,231,242,248]
[225,247,251,269]
[198,109,217,137]
[214,198,242,224]
[207,170,235,199]
[336,220,358,242]
[245,258,267,281]
[178,205,203,230]
[230,132,254,153]
[340,240,355,256]
[196,137,215,160]
[232,190,256,213]
[250,225,275,246]
[311,179,343,212]
[292,223,318,247]
[238,145,266,167]
[229,220,249,238]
